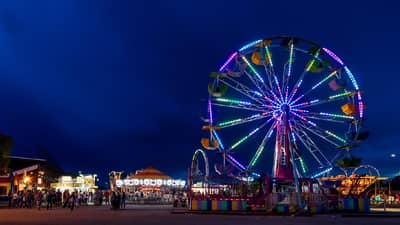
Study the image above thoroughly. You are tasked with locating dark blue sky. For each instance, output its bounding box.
[0,0,399,182]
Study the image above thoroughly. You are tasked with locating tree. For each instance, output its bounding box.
[391,176,400,190]
[0,133,14,175]
[336,156,362,169]
[36,144,64,177]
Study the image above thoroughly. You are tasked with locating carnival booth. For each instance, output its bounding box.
[112,167,186,203]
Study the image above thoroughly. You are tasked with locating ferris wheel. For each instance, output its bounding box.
[201,36,365,180]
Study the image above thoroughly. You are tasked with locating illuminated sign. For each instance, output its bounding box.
[13,164,39,176]
[61,176,72,182]
[115,179,186,187]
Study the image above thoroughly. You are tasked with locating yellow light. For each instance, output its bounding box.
[23,176,31,184]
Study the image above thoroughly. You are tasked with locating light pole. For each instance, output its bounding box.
[385,152,399,210]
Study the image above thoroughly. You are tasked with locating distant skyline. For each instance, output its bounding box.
[0,0,399,183]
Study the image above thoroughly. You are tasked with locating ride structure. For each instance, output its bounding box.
[190,36,368,212]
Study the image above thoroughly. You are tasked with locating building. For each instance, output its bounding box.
[50,173,98,193]
[0,156,61,196]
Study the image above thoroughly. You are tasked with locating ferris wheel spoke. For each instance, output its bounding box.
[303,111,354,123]
[212,103,268,112]
[262,44,275,91]
[288,121,309,175]
[302,115,346,124]
[296,119,346,146]
[282,42,295,102]
[212,98,267,112]
[217,112,271,129]
[262,60,284,103]
[291,90,355,109]
[240,55,269,95]
[218,76,265,104]
[287,50,321,103]
[292,121,332,167]
[290,111,344,146]
[226,153,246,172]
[229,119,272,151]
[290,70,338,105]
[259,43,284,103]
[212,130,225,150]
[299,111,353,124]
[263,64,274,92]
[269,89,284,105]
[248,121,277,169]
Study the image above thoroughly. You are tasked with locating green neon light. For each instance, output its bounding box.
[241,56,264,83]
[319,112,354,119]
[215,98,251,105]
[230,128,260,150]
[328,91,352,100]
[306,51,320,72]
[264,45,273,67]
[311,70,337,90]
[325,130,346,143]
[299,157,307,174]
[250,146,264,167]
[218,119,242,127]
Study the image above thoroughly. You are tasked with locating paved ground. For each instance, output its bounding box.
[0,205,400,225]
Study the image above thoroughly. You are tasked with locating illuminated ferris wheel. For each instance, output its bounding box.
[201,36,365,180]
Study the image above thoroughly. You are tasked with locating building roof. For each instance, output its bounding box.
[6,156,47,170]
[129,167,171,179]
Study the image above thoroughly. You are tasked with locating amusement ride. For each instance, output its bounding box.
[189,36,379,212]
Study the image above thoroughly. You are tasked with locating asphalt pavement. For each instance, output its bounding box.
[0,205,399,225]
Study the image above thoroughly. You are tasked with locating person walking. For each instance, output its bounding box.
[63,190,70,208]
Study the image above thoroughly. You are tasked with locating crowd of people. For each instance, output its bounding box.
[110,191,126,210]
[7,189,117,211]
[5,189,184,210]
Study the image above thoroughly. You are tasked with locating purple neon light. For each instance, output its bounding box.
[270,90,282,105]
[274,76,284,102]
[322,48,344,65]
[285,86,289,102]
[208,99,213,124]
[264,96,279,106]
[291,94,304,105]
[227,154,246,170]
[291,111,307,122]
[219,52,238,72]
[357,92,364,118]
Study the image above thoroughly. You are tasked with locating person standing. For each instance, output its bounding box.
[56,190,62,207]
[69,191,76,211]
[36,191,43,210]
[120,191,126,209]
[7,190,12,208]
[104,191,110,205]
[46,190,53,210]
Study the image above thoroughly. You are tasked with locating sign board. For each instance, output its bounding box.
[115,179,186,187]
[12,164,39,176]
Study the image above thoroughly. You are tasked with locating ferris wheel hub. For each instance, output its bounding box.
[280,103,291,114]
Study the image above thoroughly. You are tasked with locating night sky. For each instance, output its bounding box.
[0,0,399,184]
